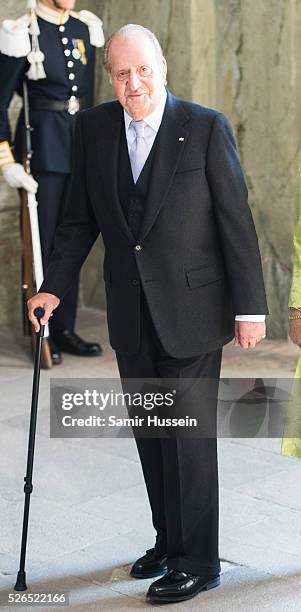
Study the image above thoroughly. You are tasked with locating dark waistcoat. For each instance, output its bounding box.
[118,123,158,240]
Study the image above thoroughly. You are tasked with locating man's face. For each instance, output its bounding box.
[45,0,76,10]
[108,33,167,120]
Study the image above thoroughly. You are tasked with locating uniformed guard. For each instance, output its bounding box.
[0,0,105,364]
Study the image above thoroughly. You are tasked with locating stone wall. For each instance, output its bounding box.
[0,0,300,337]
[211,0,301,338]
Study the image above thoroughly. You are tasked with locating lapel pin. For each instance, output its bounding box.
[178,137,184,142]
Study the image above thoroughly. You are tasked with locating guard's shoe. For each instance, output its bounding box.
[130,547,168,579]
[48,337,62,365]
[52,330,102,357]
[146,569,220,603]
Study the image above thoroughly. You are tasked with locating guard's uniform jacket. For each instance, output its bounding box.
[0,2,104,172]
[0,2,104,335]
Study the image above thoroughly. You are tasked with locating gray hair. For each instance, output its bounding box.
[103,23,165,75]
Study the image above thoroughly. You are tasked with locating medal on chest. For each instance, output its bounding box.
[71,38,87,65]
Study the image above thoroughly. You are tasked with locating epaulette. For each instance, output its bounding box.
[70,10,105,48]
[0,14,31,58]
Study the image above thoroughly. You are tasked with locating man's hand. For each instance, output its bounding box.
[234,321,266,349]
[2,163,38,193]
[289,309,301,347]
[27,292,60,332]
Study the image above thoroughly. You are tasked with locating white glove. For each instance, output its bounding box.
[1,163,38,193]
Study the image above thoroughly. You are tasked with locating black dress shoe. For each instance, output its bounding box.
[52,330,102,357]
[146,569,220,603]
[48,337,62,365]
[130,548,168,579]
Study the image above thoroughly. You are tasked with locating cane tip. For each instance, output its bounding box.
[14,570,27,591]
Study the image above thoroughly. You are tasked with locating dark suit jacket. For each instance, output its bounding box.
[40,90,268,357]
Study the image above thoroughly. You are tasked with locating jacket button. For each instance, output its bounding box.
[132,279,138,286]
[135,245,142,251]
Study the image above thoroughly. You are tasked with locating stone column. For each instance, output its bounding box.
[210,0,301,337]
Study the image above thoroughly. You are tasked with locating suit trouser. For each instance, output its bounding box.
[116,288,222,576]
[32,171,79,333]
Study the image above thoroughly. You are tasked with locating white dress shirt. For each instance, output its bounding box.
[123,90,265,323]
[124,88,167,158]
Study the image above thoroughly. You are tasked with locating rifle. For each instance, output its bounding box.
[21,79,52,369]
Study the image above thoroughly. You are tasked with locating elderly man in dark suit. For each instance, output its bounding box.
[28,23,268,604]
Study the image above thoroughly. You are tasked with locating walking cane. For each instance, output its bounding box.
[15,307,46,592]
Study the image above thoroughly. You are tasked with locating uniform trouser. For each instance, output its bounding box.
[116,289,222,577]
[32,171,79,334]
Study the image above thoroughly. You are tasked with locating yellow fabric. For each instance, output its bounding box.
[288,224,301,308]
[281,162,301,458]
[281,361,301,458]
[0,140,15,167]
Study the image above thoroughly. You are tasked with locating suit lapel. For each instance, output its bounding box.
[96,92,190,245]
[138,91,190,243]
[96,102,136,244]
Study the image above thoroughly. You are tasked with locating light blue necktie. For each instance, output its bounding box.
[129,120,149,183]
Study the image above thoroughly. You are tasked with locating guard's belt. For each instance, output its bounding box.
[29,97,85,115]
